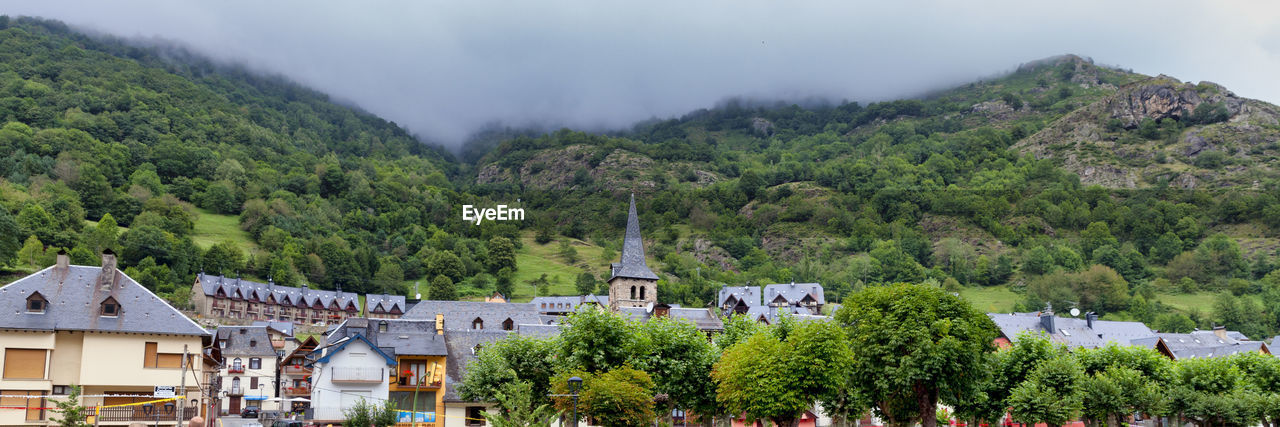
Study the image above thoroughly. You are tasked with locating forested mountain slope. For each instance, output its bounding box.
[1,16,1278,339]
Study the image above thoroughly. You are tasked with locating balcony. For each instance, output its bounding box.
[228,366,245,374]
[331,367,385,383]
[94,403,198,422]
[397,376,442,389]
[284,365,312,375]
[228,385,243,396]
[285,386,311,396]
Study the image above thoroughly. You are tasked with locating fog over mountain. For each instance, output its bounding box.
[7,0,1279,148]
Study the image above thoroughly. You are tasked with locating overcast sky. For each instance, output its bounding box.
[6,1,1280,148]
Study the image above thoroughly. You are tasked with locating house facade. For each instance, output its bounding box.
[309,318,448,423]
[0,251,208,425]
[280,335,319,412]
[214,326,280,414]
[191,274,361,325]
[762,282,825,315]
[365,293,407,319]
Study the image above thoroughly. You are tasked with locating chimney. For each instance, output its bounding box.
[98,249,118,290]
[654,303,670,318]
[1040,312,1055,333]
[435,313,444,335]
[56,248,69,270]
[1213,326,1228,340]
[1086,312,1097,329]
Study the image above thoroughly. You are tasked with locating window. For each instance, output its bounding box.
[640,286,646,299]
[250,340,257,348]
[232,377,241,392]
[144,343,185,368]
[251,377,258,389]
[233,358,243,370]
[379,321,388,333]
[630,286,636,299]
[26,293,46,313]
[52,386,70,395]
[3,349,47,379]
[472,318,483,330]
[502,318,514,331]
[1,390,46,421]
[250,358,261,370]
[466,407,487,426]
[100,297,120,316]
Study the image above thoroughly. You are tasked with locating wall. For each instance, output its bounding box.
[79,334,203,388]
[442,402,495,427]
[608,277,657,310]
[0,331,55,391]
[310,339,390,420]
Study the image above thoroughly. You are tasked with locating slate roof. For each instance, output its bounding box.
[738,305,828,324]
[610,194,659,281]
[442,330,513,402]
[215,326,279,357]
[324,318,447,357]
[401,300,546,331]
[195,273,361,312]
[762,282,825,306]
[987,312,1157,349]
[516,324,562,338]
[366,293,407,315]
[616,305,724,331]
[530,295,610,313]
[251,320,295,337]
[718,286,761,308]
[1158,331,1270,359]
[0,263,208,336]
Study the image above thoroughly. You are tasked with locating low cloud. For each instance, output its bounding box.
[7,1,1280,149]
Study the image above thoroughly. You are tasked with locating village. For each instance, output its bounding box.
[2,196,1276,427]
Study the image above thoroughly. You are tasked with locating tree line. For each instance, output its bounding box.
[462,283,1280,427]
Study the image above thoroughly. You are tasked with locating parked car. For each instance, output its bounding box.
[242,405,260,418]
[271,421,303,427]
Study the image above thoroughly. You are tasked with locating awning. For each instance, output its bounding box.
[245,396,269,401]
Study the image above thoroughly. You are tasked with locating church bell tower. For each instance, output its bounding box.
[608,193,659,311]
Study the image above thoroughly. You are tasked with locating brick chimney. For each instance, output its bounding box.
[98,249,118,290]
[654,303,670,318]
[435,313,444,335]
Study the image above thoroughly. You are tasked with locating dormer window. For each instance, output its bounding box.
[378,321,388,333]
[502,318,514,331]
[472,318,483,330]
[250,340,257,348]
[27,293,47,313]
[100,297,120,317]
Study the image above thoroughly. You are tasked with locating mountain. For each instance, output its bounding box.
[0,17,1278,339]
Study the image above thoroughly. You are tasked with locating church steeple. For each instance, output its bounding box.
[608,193,658,311]
[610,193,658,282]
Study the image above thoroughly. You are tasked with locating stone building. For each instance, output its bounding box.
[190,274,361,325]
[608,194,659,311]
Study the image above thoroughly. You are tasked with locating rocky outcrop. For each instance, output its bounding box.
[750,117,774,136]
[1106,77,1203,127]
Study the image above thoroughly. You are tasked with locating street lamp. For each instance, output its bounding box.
[567,376,583,427]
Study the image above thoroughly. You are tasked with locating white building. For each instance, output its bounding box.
[214,326,280,415]
[308,318,447,421]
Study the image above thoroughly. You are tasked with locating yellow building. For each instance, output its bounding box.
[0,251,208,426]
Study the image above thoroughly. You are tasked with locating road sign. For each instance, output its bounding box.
[154,386,176,398]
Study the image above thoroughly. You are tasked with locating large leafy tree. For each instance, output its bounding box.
[459,335,559,409]
[0,207,21,267]
[1007,356,1085,427]
[557,308,640,373]
[836,283,997,427]
[633,317,720,419]
[713,319,853,427]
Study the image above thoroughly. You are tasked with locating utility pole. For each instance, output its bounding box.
[178,344,188,424]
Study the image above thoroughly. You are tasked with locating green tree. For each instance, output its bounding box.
[1007,356,1085,427]
[495,268,515,299]
[1081,222,1118,258]
[201,241,244,275]
[575,272,598,295]
[459,336,558,409]
[0,208,21,267]
[17,235,46,268]
[558,308,638,373]
[426,251,465,282]
[559,240,579,264]
[342,398,375,427]
[1150,232,1184,264]
[17,203,57,245]
[49,383,89,427]
[634,317,720,419]
[373,262,405,294]
[430,274,457,300]
[481,380,557,427]
[487,237,518,273]
[714,319,854,427]
[836,283,996,427]
[568,367,657,427]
